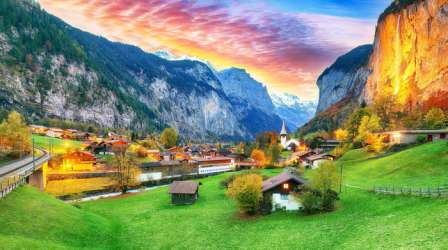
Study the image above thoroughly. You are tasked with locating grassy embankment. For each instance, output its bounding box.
[1,142,448,249]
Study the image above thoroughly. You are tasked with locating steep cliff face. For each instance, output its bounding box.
[364,0,448,110]
[217,68,276,114]
[216,68,282,137]
[316,45,372,113]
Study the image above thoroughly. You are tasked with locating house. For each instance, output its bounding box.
[61,151,96,171]
[46,128,64,138]
[195,157,235,175]
[320,139,341,151]
[262,172,306,212]
[380,129,448,144]
[303,153,335,169]
[30,125,48,134]
[147,149,161,161]
[168,181,199,205]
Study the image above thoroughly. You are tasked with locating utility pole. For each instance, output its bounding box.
[339,164,343,193]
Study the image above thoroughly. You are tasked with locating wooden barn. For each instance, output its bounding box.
[168,181,199,205]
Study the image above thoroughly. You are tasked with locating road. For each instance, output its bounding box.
[0,148,50,181]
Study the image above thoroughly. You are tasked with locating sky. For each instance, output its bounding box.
[38,0,391,101]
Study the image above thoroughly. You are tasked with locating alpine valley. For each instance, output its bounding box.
[0,0,314,141]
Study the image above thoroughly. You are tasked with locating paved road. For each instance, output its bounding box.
[0,149,50,181]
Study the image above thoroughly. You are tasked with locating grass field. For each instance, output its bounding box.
[2,142,448,249]
[340,141,448,188]
[32,135,83,154]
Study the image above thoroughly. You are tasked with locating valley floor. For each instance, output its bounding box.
[1,141,448,249]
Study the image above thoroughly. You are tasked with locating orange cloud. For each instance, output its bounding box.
[39,0,376,101]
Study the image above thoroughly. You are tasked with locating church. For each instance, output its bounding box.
[280,121,301,151]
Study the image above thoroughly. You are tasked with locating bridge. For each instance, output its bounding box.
[0,148,51,199]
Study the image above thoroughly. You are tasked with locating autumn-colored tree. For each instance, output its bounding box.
[423,108,446,129]
[334,128,349,142]
[227,174,263,215]
[110,146,141,194]
[250,149,266,168]
[0,111,32,158]
[355,114,382,146]
[160,127,178,149]
[365,134,387,153]
[255,131,277,150]
[344,107,372,139]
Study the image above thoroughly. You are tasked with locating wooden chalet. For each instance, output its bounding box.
[262,172,306,212]
[168,181,199,205]
[62,151,96,171]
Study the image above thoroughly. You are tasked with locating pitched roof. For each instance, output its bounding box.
[305,153,335,162]
[262,172,305,192]
[168,181,198,194]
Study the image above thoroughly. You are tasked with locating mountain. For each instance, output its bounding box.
[316,45,373,113]
[299,45,372,134]
[0,0,284,141]
[301,0,448,135]
[216,68,282,136]
[364,0,448,111]
[270,93,316,130]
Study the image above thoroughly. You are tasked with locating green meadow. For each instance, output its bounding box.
[1,142,448,249]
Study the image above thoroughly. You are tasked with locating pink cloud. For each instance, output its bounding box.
[39,0,377,100]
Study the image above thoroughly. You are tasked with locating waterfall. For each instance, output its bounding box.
[393,15,401,95]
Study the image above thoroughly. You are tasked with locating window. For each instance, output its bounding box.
[440,133,446,139]
[283,183,289,190]
[281,194,288,201]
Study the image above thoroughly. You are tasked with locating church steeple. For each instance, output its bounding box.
[280,120,287,136]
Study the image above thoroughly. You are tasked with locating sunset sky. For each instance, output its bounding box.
[38,0,391,101]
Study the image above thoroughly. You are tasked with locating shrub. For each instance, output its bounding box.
[301,190,322,215]
[220,174,237,188]
[227,174,263,215]
[416,135,427,144]
[322,189,339,211]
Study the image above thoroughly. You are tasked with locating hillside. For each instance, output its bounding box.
[339,141,448,188]
[0,186,114,249]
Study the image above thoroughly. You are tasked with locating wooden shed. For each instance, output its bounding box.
[168,181,199,205]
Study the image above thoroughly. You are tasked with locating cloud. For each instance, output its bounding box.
[39,0,377,101]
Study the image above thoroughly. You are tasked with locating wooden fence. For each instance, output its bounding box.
[373,185,448,198]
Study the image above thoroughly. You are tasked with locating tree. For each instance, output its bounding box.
[300,162,340,213]
[160,128,178,148]
[267,144,282,164]
[250,149,266,168]
[365,134,387,153]
[355,114,382,146]
[344,107,372,139]
[334,128,349,142]
[110,145,141,194]
[0,111,32,158]
[423,108,446,129]
[255,131,277,150]
[227,174,263,215]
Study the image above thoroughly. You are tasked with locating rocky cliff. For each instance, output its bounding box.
[364,0,448,110]
[216,68,282,137]
[316,45,372,113]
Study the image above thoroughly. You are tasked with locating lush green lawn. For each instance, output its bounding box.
[339,141,448,188]
[32,135,83,154]
[2,163,448,249]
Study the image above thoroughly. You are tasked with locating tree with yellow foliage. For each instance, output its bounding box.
[250,149,266,168]
[0,111,32,158]
[334,128,349,142]
[160,127,178,149]
[227,174,263,215]
[355,114,382,146]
